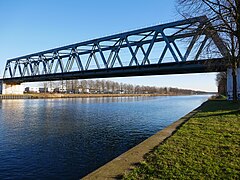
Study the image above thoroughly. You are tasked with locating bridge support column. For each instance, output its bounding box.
[0,82,24,95]
[0,81,3,94]
[227,68,240,100]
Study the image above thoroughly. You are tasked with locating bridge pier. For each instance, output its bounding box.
[0,81,2,94]
[227,68,240,100]
[0,82,24,95]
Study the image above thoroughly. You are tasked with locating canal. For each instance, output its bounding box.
[0,95,210,179]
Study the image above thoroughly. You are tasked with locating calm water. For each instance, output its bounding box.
[0,95,210,179]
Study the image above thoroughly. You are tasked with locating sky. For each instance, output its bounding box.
[0,0,218,92]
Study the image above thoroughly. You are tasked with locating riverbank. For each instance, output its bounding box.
[0,93,200,99]
[82,102,200,179]
[82,99,240,179]
[123,100,240,179]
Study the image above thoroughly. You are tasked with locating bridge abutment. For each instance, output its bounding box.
[0,82,24,95]
[227,68,240,100]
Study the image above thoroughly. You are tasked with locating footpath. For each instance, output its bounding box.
[83,100,240,179]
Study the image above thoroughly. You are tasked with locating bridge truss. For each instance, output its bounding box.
[2,16,228,83]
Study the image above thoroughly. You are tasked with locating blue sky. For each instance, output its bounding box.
[0,0,217,91]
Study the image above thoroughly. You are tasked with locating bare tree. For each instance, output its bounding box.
[177,0,239,101]
[72,80,79,93]
[80,80,88,93]
[115,82,120,92]
[101,80,106,93]
[88,80,95,90]
[96,80,102,92]
[39,79,206,95]
[105,81,111,93]
[43,82,48,93]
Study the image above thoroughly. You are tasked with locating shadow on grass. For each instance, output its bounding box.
[197,109,240,118]
[114,174,124,179]
[199,100,240,113]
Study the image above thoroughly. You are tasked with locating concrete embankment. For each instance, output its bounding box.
[82,103,202,179]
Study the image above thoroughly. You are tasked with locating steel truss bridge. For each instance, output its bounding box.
[1,16,229,84]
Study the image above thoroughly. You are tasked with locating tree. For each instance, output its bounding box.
[80,80,88,93]
[96,80,102,92]
[72,80,79,93]
[178,0,239,101]
[88,80,95,90]
[105,81,111,93]
[216,72,227,95]
[43,81,48,93]
[101,80,106,93]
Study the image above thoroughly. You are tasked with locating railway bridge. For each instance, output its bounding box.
[0,16,239,99]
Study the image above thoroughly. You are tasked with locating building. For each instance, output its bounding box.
[25,87,39,93]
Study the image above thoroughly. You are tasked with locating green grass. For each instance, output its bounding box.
[124,100,240,179]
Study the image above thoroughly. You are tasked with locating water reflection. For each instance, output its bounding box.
[0,95,210,179]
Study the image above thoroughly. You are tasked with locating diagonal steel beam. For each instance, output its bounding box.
[160,30,179,62]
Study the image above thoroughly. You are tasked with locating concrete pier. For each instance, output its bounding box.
[0,82,24,95]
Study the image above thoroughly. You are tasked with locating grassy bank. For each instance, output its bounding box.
[124,100,240,179]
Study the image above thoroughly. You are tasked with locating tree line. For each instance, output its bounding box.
[42,80,206,95]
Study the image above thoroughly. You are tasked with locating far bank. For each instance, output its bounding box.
[0,93,211,99]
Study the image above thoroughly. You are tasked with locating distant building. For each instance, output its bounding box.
[39,87,48,93]
[89,88,98,94]
[25,87,39,93]
[78,88,90,94]
[48,87,55,93]
[53,87,67,93]
[115,90,125,94]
